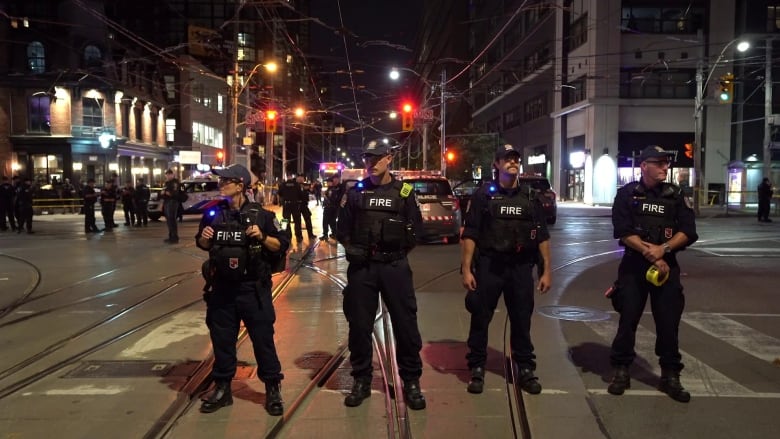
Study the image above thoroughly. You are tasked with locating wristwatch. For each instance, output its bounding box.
[662,243,672,254]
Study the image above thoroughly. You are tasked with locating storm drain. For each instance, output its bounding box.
[64,361,173,378]
[537,305,611,322]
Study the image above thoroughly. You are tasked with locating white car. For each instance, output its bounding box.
[148,178,222,221]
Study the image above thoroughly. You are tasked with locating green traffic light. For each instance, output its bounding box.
[720,91,730,101]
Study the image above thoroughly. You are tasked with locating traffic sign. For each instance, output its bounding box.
[414,109,434,121]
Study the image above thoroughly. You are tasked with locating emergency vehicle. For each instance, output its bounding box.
[390,170,461,243]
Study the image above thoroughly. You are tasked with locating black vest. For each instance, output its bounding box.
[350,179,407,250]
[208,203,267,281]
[479,184,539,253]
[628,182,679,244]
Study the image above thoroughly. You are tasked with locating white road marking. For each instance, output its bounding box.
[119,311,208,358]
[589,389,780,398]
[683,312,780,363]
[585,320,753,396]
[23,384,131,396]
[695,247,780,256]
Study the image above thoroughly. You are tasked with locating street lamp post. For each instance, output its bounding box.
[763,40,773,180]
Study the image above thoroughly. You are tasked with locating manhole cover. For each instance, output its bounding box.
[537,305,611,322]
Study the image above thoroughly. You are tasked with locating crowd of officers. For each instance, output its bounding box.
[0,174,152,234]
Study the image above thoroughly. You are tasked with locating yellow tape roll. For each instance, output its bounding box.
[646,266,669,286]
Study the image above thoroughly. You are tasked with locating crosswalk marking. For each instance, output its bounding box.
[683,312,780,363]
[585,320,753,396]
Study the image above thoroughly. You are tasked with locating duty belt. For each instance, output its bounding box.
[369,250,406,262]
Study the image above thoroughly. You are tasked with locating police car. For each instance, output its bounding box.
[147,177,223,221]
[391,170,461,243]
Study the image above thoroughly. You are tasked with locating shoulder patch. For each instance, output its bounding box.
[273,217,282,231]
[683,196,694,210]
[400,182,413,198]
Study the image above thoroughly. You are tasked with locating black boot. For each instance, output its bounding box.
[403,380,426,410]
[344,377,372,407]
[265,381,283,416]
[467,367,485,394]
[200,380,233,413]
[607,366,631,395]
[517,368,542,394]
[659,370,691,403]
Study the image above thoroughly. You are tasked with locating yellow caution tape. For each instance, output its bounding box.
[646,265,669,287]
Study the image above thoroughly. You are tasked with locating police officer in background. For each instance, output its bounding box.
[460,144,552,395]
[120,181,136,226]
[100,180,118,231]
[195,164,290,416]
[0,175,16,231]
[337,138,427,410]
[296,174,315,241]
[134,179,151,227]
[277,175,303,244]
[83,178,101,233]
[161,169,180,243]
[15,177,35,234]
[320,175,343,240]
[607,145,698,403]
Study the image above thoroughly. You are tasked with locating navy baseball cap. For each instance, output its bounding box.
[362,138,399,156]
[495,143,521,160]
[213,164,252,185]
[638,145,674,163]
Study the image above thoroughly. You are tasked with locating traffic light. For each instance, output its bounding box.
[446,150,455,162]
[216,150,224,166]
[717,73,734,104]
[684,143,693,159]
[401,102,414,131]
[265,110,278,133]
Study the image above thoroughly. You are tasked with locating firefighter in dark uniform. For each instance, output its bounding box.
[15,177,35,234]
[277,176,303,244]
[336,138,427,410]
[607,145,698,403]
[195,164,291,416]
[460,144,552,395]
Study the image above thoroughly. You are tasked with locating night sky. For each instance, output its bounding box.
[308,0,423,149]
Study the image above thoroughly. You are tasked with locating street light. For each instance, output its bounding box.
[693,36,750,215]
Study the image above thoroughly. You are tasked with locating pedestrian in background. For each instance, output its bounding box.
[134,180,150,227]
[161,169,180,243]
[0,175,16,231]
[277,176,303,244]
[757,177,773,222]
[195,164,290,416]
[62,178,76,213]
[312,178,323,205]
[337,138,427,410]
[83,178,100,233]
[607,145,698,403]
[459,144,552,395]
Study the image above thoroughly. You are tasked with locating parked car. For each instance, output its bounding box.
[391,170,461,243]
[148,177,223,221]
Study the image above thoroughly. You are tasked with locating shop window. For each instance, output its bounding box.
[82,98,103,127]
[27,41,46,73]
[28,95,51,133]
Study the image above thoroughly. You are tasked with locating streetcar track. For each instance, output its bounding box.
[0,253,43,319]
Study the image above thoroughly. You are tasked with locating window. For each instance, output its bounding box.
[134,106,142,140]
[27,41,46,73]
[166,118,176,142]
[192,122,223,148]
[568,13,588,52]
[82,98,103,127]
[486,117,501,133]
[621,6,704,34]
[619,69,695,99]
[150,110,158,144]
[28,95,51,133]
[524,93,548,122]
[121,104,130,137]
[84,45,102,67]
[504,105,523,129]
[769,6,780,32]
[563,78,586,106]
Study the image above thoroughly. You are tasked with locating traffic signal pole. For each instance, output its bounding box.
[693,58,703,216]
[764,41,773,180]
[440,69,447,178]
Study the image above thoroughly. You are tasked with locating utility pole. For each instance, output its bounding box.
[440,69,447,177]
[764,40,773,179]
[298,123,304,175]
[693,58,704,216]
[422,123,428,170]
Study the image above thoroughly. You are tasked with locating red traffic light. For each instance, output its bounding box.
[402,103,413,113]
[266,110,278,133]
[266,110,277,120]
[217,151,224,160]
[446,151,455,162]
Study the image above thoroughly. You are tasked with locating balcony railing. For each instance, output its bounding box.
[71,125,115,138]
